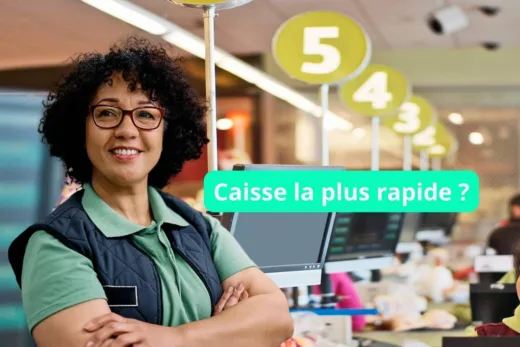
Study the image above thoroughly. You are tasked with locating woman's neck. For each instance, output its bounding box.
[90,174,152,227]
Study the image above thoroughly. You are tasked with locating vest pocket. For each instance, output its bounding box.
[103,285,138,307]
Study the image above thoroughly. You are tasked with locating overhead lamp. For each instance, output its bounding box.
[81,0,171,35]
[469,131,484,145]
[448,112,464,125]
[216,118,234,130]
[81,0,352,131]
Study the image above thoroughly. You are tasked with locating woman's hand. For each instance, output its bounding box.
[83,283,249,346]
[214,282,249,316]
[83,313,179,347]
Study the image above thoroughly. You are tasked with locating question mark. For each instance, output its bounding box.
[459,183,469,201]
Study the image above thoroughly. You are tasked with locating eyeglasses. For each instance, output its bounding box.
[90,105,165,130]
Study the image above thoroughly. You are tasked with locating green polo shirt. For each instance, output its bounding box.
[20,184,255,331]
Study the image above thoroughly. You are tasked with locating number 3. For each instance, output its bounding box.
[301,27,340,75]
[394,102,421,133]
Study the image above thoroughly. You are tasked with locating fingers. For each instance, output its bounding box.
[223,283,245,310]
[110,332,143,347]
[84,313,128,332]
[214,286,234,315]
[85,322,136,347]
[99,338,117,347]
[240,290,249,300]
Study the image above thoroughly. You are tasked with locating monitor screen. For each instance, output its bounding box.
[324,212,404,273]
[419,212,457,234]
[470,284,519,325]
[223,164,344,288]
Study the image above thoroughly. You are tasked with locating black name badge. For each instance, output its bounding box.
[103,285,138,307]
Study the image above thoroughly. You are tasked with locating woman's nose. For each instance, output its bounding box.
[114,114,139,139]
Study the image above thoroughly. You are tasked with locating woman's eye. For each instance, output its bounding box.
[138,111,154,119]
[99,110,117,117]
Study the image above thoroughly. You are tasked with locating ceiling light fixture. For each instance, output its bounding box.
[81,0,352,131]
[448,112,464,125]
[469,131,484,145]
[216,118,234,130]
[81,0,171,35]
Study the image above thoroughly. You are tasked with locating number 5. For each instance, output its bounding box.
[394,102,421,133]
[301,27,341,75]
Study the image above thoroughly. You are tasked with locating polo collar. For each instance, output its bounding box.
[82,184,189,238]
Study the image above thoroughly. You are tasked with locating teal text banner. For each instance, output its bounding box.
[203,170,479,213]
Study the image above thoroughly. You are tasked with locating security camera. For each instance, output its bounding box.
[427,5,469,35]
[481,42,500,51]
[478,6,500,16]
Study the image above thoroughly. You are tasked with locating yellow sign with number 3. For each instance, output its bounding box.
[382,95,436,136]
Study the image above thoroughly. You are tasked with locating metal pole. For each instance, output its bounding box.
[320,84,329,166]
[432,158,441,171]
[420,150,429,171]
[203,5,218,172]
[371,117,380,171]
[403,135,412,171]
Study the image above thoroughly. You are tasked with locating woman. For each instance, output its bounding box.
[8,37,293,347]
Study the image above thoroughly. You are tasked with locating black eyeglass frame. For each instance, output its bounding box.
[89,105,166,130]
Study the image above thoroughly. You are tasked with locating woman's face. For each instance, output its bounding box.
[86,74,164,187]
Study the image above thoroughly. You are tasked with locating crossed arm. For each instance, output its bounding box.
[32,267,294,347]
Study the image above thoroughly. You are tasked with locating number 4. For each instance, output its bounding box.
[301,27,341,75]
[353,72,393,109]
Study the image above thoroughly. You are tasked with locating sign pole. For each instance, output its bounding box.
[320,84,329,166]
[203,5,218,172]
[403,135,412,171]
[432,158,441,170]
[420,150,429,171]
[371,116,380,171]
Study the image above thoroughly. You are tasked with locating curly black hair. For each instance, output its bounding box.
[39,36,208,188]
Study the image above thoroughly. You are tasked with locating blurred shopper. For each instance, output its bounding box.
[8,37,293,347]
[487,194,520,255]
[472,241,520,336]
[312,273,366,332]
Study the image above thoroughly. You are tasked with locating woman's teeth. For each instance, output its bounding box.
[113,149,138,156]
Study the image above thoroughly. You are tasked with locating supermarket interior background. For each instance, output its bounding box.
[2,0,520,346]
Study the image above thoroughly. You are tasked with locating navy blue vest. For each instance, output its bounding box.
[8,190,223,325]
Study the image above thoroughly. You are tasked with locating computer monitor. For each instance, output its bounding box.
[395,213,422,254]
[474,255,513,284]
[324,212,405,274]
[222,164,343,288]
[415,213,457,243]
[470,283,519,325]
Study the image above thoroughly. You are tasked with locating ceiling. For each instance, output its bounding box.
[1,0,518,70]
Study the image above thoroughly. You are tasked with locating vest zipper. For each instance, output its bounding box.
[127,238,163,325]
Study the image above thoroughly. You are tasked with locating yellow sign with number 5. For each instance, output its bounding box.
[272,11,371,85]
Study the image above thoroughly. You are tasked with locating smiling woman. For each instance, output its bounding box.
[7,36,293,347]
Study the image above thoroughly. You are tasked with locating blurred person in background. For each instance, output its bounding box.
[8,36,293,347]
[471,241,520,336]
[487,193,520,255]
